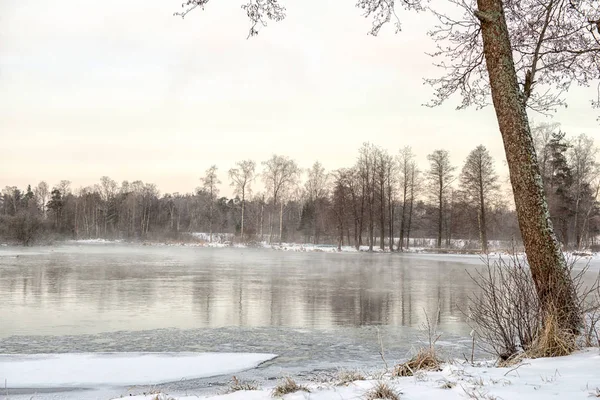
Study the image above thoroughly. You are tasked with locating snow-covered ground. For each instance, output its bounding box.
[109,349,600,400]
[0,352,276,389]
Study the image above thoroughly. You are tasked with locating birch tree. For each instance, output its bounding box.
[201,165,221,243]
[262,155,299,244]
[304,161,329,244]
[229,160,256,242]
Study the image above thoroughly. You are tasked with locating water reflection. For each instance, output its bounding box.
[0,246,479,337]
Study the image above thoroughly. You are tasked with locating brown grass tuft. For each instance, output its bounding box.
[392,347,442,377]
[364,381,400,400]
[271,377,310,397]
[528,312,576,358]
[336,369,366,386]
[224,376,259,393]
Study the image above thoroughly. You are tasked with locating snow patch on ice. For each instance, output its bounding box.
[0,352,277,389]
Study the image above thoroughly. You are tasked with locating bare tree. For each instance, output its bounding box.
[398,146,416,251]
[357,143,378,251]
[433,0,599,332]
[427,150,455,249]
[304,161,329,244]
[34,181,49,220]
[405,162,419,249]
[459,145,500,253]
[262,155,299,244]
[568,134,599,249]
[201,165,221,243]
[229,160,256,242]
[532,122,561,180]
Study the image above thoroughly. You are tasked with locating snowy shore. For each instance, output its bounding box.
[112,349,599,400]
[3,350,598,399]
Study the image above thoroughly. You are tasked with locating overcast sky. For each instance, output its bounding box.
[1,0,598,196]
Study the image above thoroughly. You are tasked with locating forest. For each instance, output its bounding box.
[1,123,598,251]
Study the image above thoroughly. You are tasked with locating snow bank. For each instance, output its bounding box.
[0,352,277,388]
[68,239,124,244]
[111,349,600,400]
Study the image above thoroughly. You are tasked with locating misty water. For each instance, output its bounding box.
[0,244,539,397]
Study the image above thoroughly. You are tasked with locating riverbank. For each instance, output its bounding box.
[60,238,598,261]
[111,349,600,399]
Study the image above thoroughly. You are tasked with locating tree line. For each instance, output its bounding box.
[1,125,598,250]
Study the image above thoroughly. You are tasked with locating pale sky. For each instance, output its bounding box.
[1,0,598,196]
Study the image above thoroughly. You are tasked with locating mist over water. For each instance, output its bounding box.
[0,244,478,338]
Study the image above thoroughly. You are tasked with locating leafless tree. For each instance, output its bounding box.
[459,145,500,253]
[34,181,49,220]
[427,0,599,333]
[357,143,378,251]
[305,161,330,244]
[568,134,599,249]
[229,160,256,242]
[398,146,416,251]
[262,154,299,244]
[531,122,561,180]
[201,165,221,243]
[427,149,455,249]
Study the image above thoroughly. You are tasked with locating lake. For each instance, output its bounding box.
[1,244,590,398]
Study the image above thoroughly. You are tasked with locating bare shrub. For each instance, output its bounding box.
[271,377,310,397]
[467,255,540,359]
[468,253,600,360]
[364,381,400,400]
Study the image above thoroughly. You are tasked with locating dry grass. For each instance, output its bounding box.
[364,381,400,400]
[439,379,456,389]
[528,312,576,358]
[223,376,259,393]
[496,352,527,368]
[393,347,442,377]
[336,369,366,386]
[271,377,310,397]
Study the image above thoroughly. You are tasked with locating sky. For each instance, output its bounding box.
[1,0,598,197]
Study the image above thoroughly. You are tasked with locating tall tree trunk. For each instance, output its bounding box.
[379,176,385,250]
[399,178,408,251]
[479,168,488,253]
[279,201,284,245]
[477,0,580,332]
[241,190,245,242]
[406,194,413,250]
[388,194,394,252]
[437,180,443,249]
[259,200,264,241]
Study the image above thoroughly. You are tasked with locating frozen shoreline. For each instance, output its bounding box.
[111,349,600,400]
[2,349,599,399]
[60,237,598,257]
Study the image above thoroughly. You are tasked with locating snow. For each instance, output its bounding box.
[68,239,124,244]
[109,349,600,400]
[0,352,277,388]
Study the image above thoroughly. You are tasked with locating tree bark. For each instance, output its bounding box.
[477,0,580,332]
